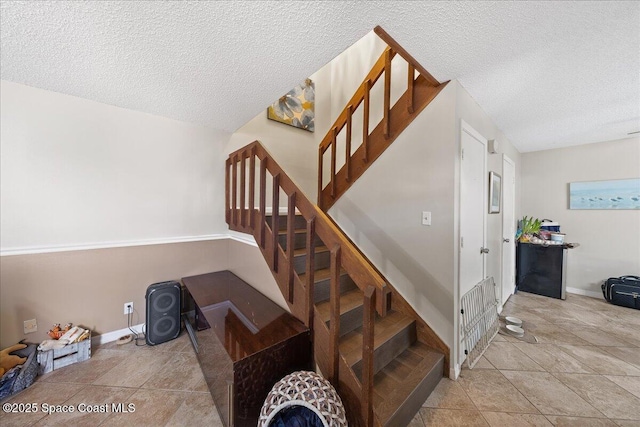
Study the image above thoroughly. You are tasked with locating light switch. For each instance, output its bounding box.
[422,211,432,226]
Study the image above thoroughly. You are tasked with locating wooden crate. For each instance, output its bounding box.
[37,335,91,374]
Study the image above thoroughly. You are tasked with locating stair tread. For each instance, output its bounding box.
[316,288,364,323]
[278,228,307,235]
[298,266,347,283]
[293,245,329,257]
[340,310,414,366]
[372,341,444,425]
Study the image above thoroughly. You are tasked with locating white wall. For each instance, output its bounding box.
[1,80,231,253]
[521,137,640,296]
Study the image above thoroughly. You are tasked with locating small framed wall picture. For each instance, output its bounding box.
[489,171,501,214]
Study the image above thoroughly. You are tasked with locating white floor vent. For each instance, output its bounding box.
[461,277,499,369]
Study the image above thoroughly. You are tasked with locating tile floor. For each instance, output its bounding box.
[1,291,639,426]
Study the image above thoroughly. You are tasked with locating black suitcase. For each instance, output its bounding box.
[602,276,640,310]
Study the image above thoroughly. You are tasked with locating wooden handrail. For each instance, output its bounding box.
[374,25,440,87]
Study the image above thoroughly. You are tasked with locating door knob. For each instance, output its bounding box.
[480,247,490,254]
[503,238,510,243]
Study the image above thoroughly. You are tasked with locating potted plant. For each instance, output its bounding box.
[518,216,541,242]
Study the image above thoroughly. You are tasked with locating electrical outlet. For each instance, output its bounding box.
[124,302,133,315]
[422,211,432,226]
[24,318,37,334]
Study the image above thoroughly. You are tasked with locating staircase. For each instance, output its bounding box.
[225,27,449,427]
[318,26,449,211]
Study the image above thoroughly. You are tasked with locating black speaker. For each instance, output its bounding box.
[145,281,181,345]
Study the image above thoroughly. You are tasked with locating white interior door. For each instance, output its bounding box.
[460,122,488,297]
[459,121,487,364]
[501,155,516,306]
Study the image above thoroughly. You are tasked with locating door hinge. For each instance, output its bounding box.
[461,149,464,160]
[461,237,464,248]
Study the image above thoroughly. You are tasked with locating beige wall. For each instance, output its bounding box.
[521,137,640,296]
[0,240,229,348]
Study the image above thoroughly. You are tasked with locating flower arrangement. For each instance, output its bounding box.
[518,216,541,242]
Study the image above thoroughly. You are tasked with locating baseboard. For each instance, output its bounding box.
[566,287,602,299]
[450,363,461,380]
[92,323,145,347]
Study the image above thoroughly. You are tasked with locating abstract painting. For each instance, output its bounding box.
[267,78,314,132]
[569,178,640,209]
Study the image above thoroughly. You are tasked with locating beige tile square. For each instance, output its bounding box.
[599,347,640,370]
[419,408,489,426]
[511,343,595,373]
[470,355,495,370]
[567,325,636,347]
[165,392,223,426]
[456,370,538,413]
[407,412,424,427]
[38,348,130,384]
[99,389,188,427]
[32,385,136,427]
[613,420,640,427]
[93,350,173,387]
[483,341,545,371]
[1,382,85,427]
[141,352,203,391]
[524,321,592,346]
[545,415,619,426]
[605,375,640,399]
[481,411,553,426]
[422,378,476,410]
[501,370,603,417]
[554,373,640,420]
[558,345,640,376]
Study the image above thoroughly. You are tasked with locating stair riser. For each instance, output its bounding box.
[326,304,364,338]
[293,250,331,275]
[278,232,324,251]
[314,275,357,304]
[265,214,307,231]
[352,322,417,380]
[382,356,444,427]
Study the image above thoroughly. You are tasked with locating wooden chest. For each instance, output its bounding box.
[182,271,311,427]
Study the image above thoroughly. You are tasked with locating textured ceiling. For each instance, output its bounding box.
[1,1,638,152]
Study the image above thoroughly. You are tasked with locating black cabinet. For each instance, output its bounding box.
[516,242,567,299]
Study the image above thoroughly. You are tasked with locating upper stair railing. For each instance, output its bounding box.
[318,26,447,211]
[226,140,389,426]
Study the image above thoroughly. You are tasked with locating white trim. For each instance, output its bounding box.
[92,323,145,347]
[450,363,461,380]
[229,234,258,247]
[1,234,229,257]
[566,287,602,299]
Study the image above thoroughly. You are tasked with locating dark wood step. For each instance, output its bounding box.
[293,245,330,275]
[265,213,307,231]
[277,228,324,251]
[340,311,416,380]
[299,267,357,303]
[372,341,444,427]
[316,288,364,338]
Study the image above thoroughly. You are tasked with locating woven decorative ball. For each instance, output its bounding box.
[258,371,347,427]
